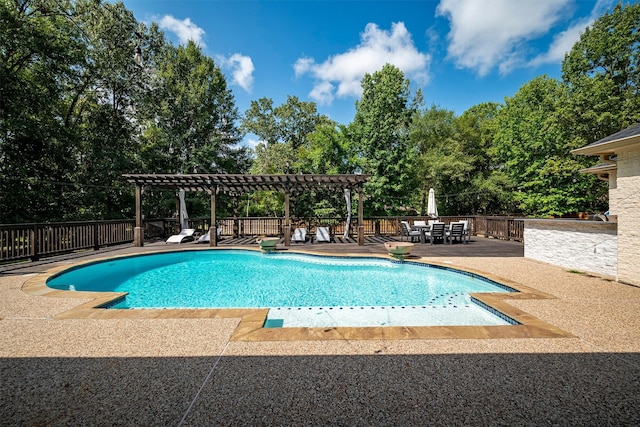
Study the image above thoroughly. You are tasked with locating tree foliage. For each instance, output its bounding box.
[452,103,515,215]
[562,2,640,139]
[243,95,333,175]
[241,95,332,148]
[242,96,342,216]
[0,0,247,222]
[410,105,471,215]
[493,76,605,216]
[140,41,247,174]
[352,64,416,215]
[298,124,353,175]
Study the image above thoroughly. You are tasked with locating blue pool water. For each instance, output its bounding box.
[47,250,517,327]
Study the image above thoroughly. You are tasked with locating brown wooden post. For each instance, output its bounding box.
[284,191,291,246]
[357,186,364,246]
[30,224,39,261]
[210,188,217,247]
[93,222,100,250]
[232,195,239,238]
[175,194,180,233]
[134,185,144,247]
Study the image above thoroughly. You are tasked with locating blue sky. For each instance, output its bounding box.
[121,0,621,147]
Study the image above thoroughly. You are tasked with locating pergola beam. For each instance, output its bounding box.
[123,174,370,246]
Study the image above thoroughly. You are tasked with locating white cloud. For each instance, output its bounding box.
[158,15,206,47]
[528,18,590,67]
[308,80,335,105]
[241,137,262,150]
[231,136,262,152]
[294,22,431,105]
[294,57,315,76]
[219,54,255,93]
[529,0,615,67]
[436,0,571,76]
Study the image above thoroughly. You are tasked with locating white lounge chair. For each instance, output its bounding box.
[195,228,222,244]
[315,226,331,243]
[166,228,196,244]
[414,220,427,227]
[291,227,307,243]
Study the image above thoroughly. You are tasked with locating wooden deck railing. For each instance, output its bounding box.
[0,220,135,262]
[471,216,524,241]
[182,215,524,242]
[1,215,523,263]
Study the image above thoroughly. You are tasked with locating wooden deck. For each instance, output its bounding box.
[217,234,524,258]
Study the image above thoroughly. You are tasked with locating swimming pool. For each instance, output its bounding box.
[46,249,518,327]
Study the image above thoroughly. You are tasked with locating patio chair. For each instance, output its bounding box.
[315,226,332,243]
[195,228,222,244]
[458,220,471,242]
[166,228,196,244]
[427,223,446,245]
[414,220,427,227]
[446,222,466,244]
[400,221,422,243]
[291,227,308,243]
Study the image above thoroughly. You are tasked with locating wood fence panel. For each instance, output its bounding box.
[0,221,135,262]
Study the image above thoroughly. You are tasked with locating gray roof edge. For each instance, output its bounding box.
[581,123,640,149]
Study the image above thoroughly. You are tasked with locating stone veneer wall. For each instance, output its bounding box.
[524,219,617,278]
[615,148,640,286]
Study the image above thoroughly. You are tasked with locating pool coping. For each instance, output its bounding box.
[22,246,574,341]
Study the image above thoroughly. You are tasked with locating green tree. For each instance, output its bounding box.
[0,1,249,222]
[0,0,85,221]
[137,41,249,217]
[242,95,332,176]
[562,2,640,139]
[242,95,331,149]
[242,96,336,216]
[452,102,515,215]
[493,76,605,216]
[297,124,353,174]
[352,64,416,215]
[140,41,246,175]
[0,0,174,221]
[66,0,157,220]
[250,142,297,174]
[290,123,356,217]
[409,105,473,215]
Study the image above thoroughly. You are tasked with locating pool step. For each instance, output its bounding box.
[265,304,511,328]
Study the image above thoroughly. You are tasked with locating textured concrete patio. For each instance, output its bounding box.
[1,237,639,425]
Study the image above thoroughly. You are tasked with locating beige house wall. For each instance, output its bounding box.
[615,148,640,286]
[608,169,618,215]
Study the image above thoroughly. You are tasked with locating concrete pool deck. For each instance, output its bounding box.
[1,238,639,425]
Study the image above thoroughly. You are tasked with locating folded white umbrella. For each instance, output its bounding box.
[427,188,438,218]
